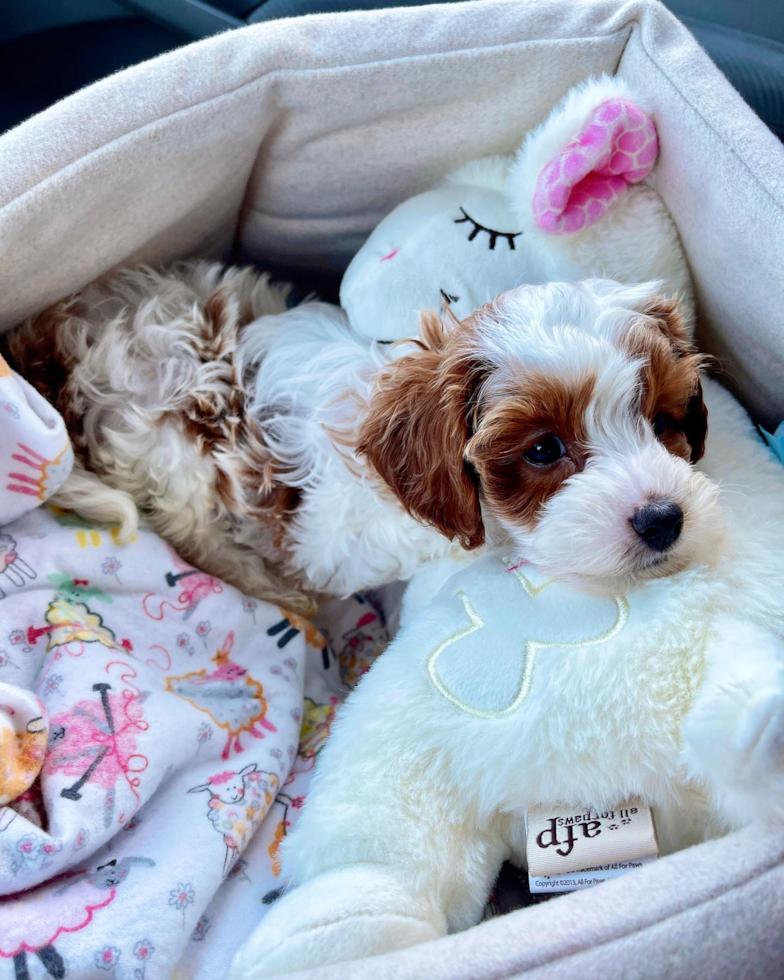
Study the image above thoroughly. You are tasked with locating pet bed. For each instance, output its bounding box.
[0,0,783,977]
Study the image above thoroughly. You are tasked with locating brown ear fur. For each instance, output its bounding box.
[637,295,708,463]
[638,295,693,356]
[681,379,708,463]
[356,312,485,549]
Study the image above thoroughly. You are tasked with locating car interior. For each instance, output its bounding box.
[0,0,782,140]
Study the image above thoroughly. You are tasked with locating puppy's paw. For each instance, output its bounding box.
[229,865,445,979]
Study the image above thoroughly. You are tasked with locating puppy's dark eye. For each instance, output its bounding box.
[523,435,565,466]
[652,412,668,437]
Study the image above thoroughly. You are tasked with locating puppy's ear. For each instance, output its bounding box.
[357,312,485,549]
[681,379,708,463]
[638,295,692,356]
[639,295,708,463]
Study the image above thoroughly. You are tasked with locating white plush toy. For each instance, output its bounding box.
[231,378,784,979]
[340,75,691,342]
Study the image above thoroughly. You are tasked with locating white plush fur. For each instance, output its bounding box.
[231,378,784,979]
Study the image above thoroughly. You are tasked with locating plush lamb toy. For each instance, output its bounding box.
[231,378,784,979]
[340,74,691,342]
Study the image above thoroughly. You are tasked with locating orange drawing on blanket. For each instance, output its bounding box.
[7,442,73,501]
[266,792,304,878]
[277,609,326,650]
[165,632,278,759]
[0,715,47,807]
[269,818,286,877]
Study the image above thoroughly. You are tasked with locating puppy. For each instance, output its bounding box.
[3,266,720,612]
[356,277,722,597]
[1,262,310,612]
[253,275,721,600]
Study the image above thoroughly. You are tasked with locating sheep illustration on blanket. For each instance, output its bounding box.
[189,764,279,874]
[0,855,154,980]
[165,632,278,759]
[0,532,36,600]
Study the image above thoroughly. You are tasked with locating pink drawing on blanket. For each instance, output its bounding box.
[143,549,223,622]
[338,610,388,688]
[188,763,279,874]
[0,532,36,600]
[0,855,154,979]
[6,441,73,503]
[44,679,149,828]
[533,98,659,234]
[165,632,277,759]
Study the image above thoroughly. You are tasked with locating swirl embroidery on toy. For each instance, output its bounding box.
[427,560,629,719]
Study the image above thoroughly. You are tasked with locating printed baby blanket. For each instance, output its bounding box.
[0,356,395,979]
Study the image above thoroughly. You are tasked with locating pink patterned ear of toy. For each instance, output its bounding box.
[533,99,659,235]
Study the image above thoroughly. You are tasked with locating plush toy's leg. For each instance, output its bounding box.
[683,616,784,827]
[229,864,447,979]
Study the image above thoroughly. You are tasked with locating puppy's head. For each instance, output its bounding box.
[357,279,723,593]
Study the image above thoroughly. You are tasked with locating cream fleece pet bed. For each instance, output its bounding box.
[0,0,783,976]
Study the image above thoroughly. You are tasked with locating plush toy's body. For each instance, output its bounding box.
[231,378,784,978]
[341,76,692,342]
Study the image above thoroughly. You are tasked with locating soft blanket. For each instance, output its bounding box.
[0,503,395,980]
[0,358,396,979]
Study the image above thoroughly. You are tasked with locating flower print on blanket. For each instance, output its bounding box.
[166,632,277,759]
[0,504,405,979]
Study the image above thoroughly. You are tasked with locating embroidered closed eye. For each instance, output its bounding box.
[454,207,522,251]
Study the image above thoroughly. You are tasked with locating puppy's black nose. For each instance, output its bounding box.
[631,500,683,552]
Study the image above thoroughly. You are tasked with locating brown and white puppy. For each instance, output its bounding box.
[357,278,720,595]
[1,263,311,612]
[2,266,720,612]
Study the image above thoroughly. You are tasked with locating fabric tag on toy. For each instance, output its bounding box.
[525,801,658,893]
